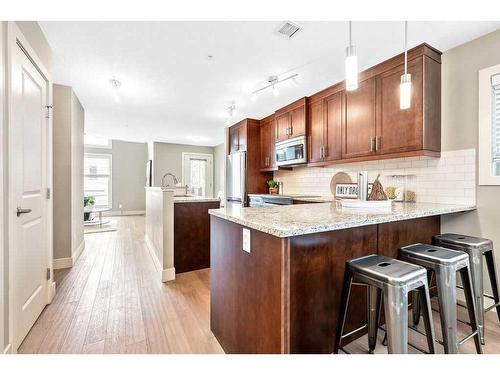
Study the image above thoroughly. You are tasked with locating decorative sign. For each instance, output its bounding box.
[336,183,373,199]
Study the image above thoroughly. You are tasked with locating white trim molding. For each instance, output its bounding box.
[73,240,85,263]
[53,241,85,270]
[53,257,73,270]
[479,63,500,185]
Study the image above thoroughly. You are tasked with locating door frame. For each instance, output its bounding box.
[6,21,54,353]
[181,152,214,198]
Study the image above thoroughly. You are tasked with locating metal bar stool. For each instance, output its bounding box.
[334,254,436,354]
[433,233,500,345]
[400,243,482,354]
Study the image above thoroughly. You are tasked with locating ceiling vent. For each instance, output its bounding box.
[275,21,302,39]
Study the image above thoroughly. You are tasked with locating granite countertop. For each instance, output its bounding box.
[209,202,476,238]
[174,196,220,204]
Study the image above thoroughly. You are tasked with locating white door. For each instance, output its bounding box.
[182,153,213,197]
[10,39,50,349]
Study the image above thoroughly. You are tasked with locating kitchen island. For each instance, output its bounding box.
[208,202,475,354]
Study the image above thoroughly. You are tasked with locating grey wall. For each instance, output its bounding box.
[441,29,500,290]
[53,85,84,261]
[71,91,84,255]
[53,85,72,260]
[1,21,53,352]
[152,142,214,191]
[86,140,148,212]
[213,143,225,199]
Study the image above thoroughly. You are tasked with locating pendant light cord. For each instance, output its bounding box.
[404,20,408,75]
[349,21,352,46]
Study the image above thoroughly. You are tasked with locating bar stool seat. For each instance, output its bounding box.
[400,243,482,354]
[433,233,500,345]
[334,254,436,354]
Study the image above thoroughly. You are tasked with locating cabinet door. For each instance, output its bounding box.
[376,58,423,154]
[290,105,306,138]
[324,91,343,161]
[308,100,325,163]
[343,78,376,159]
[275,112,290,142]
[229,126,239,153]
[237,125,247,151]
[269,117,277,168]
[260,120,271,169]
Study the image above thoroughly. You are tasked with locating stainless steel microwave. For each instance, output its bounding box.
[275,135,307,167]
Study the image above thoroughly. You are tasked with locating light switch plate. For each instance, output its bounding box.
[242,228,251,253]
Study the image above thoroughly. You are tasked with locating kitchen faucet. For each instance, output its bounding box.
[161,172,179,187]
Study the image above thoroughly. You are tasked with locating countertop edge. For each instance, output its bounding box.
[208,204,476,238]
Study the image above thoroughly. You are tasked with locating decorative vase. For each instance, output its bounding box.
[269,187,278,195]
[84,204,94,221]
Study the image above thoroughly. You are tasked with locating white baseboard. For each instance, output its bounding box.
[73,240,85,263]
[48,281,56,303]
[3,343,12,354]
[103,210,145,217]
[53,241,85,270]
[162,267,176,282]
[145,234,176,282]
[53,257,73,270]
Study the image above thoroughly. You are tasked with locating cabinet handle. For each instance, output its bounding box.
[289,127,292,136]
[370,137,374,152]
[375,136,380,151]
[324,146,328,158]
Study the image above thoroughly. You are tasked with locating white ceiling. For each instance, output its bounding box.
[40,21,500,146]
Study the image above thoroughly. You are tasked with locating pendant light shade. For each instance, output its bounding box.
[345,21,358,91]
[400,73,411,109]
[400,21,412,109]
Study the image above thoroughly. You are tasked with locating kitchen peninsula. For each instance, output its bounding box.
[209,202,475,354]
[145,187,220,282]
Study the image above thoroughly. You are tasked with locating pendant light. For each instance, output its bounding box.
[400,21,412,109]
[345,21,358,91]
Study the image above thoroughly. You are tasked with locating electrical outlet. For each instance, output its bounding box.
[242,228,251,253]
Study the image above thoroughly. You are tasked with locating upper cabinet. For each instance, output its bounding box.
[275,98,307,142]
[343,77,377,159]
[229,122,247,153]
[260,115,276,171]
[308,91,343,163]
[307,43,441,166]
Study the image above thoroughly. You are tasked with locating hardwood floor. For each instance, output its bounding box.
[19,215,224,354]
[18,215,500,354]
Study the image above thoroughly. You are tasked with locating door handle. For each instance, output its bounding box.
[17,207,32,217]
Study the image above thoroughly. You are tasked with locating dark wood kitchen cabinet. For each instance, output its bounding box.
[259,114,276,171]
[375,55,440,155]
[342,77,377,159]
[275,98,307,142]
[308,91,343,164]
[227,119,272,197]
[229,123,247,153]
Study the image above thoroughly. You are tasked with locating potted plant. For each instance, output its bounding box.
[267,180,279,195]
[84,195,95,221]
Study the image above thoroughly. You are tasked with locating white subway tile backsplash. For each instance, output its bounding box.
[273,148,476,205]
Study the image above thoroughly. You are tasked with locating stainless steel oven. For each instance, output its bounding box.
[275,135,307,167]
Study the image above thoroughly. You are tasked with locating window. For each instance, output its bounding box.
[84,153,112,208]
[84,134,112,149]
[182,153,213,197]
[479,64,500,185]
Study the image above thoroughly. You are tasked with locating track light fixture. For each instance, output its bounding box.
[250,74,299,100]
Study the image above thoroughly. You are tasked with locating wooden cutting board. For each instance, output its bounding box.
[330,172,353,199]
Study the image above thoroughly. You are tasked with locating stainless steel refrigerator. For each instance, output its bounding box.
[226,151,246,209]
